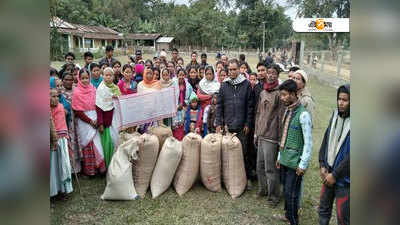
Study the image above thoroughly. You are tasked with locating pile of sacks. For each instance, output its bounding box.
[101,125,247,200]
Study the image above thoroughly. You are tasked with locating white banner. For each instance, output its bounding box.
[293,18,349,32]
[113,87,177,131]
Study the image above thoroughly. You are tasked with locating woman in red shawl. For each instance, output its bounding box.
[72,68,106,176]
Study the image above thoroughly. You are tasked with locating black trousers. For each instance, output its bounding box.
[246,129,257,181]
[281,166,303,225]
[319,184,350,225]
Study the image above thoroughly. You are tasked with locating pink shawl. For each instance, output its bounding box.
[71,76,96,111]
[51,103,68,132]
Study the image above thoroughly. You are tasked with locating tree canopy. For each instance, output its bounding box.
[50,0,293,49]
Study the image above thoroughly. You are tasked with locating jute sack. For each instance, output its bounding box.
[101,138,139,200]
[118,131,140,147]
[148,124,172,151]
[132,133,159,198]
[221,133,247,199]
[200,133,222,192]
[173,132,202,196]
[150,136,182,198]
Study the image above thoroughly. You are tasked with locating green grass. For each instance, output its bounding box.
[51,56,338,225]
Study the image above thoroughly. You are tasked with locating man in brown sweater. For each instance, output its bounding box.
[254,63,285,206]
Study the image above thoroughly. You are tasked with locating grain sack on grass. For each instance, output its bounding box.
[173,133,202,196]
[222,133,247,199]
[150,136,182,198]
[132,133,159,198]
[200,133,222,192]
[101,138,139,200]
[148,124,172,151]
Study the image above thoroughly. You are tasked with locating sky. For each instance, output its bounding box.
[164,0,298,20]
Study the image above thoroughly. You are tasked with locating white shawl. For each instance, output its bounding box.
[198,77,220,95]
[96,81,114,111]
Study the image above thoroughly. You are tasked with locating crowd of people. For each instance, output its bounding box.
[50,46,350,225]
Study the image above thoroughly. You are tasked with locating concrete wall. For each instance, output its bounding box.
[157,43,170,51]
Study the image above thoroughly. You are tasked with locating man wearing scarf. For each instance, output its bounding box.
[318,84,350,225]
[274,79,312,225]
[215,58,255,190]
[254,63,285,206]
[253,62,268,110]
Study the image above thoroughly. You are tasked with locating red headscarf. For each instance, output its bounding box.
[71,71,97,111]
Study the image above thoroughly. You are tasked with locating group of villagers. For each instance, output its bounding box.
[50,46,349,225]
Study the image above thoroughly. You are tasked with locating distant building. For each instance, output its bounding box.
[50,17,123,52]
[50,17,165,52]
[125,33,161,50]
[156,37,175,51]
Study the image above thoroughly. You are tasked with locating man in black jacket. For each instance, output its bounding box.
[216,58,255,189]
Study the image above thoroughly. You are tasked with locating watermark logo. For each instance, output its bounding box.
[307,18,333,31]
[293,18,349,32]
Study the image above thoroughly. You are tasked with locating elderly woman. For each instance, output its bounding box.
[95,67,121,167]
[292,70,315,123]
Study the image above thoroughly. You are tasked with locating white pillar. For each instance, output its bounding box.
[82,36,85,52]
[299,40,305,68]
[68,35,71,50]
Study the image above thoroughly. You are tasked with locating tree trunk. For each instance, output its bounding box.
[328,33,338,60]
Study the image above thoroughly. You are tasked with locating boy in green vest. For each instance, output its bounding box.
[273,79,313,225]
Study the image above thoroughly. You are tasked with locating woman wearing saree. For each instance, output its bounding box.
[50,89,73,197]
[72,69,106,176]
[51,76,81,174]
[95,67,121,168]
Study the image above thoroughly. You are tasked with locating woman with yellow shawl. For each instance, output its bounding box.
[95,67,121,168]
